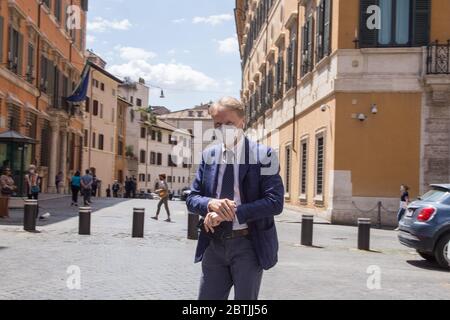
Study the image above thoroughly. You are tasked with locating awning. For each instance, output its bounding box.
[0,130,36,144]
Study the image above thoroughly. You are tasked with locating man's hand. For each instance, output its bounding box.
[203,212,225,233]
[207,199,236,221]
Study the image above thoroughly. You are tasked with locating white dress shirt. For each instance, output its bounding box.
[215,137,248,231]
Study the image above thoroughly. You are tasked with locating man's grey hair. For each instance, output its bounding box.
[209,97,245,118]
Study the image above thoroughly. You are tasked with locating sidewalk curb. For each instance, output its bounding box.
[9,195,71,210]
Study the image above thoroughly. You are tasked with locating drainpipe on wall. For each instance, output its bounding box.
[35,1,43,112]
[291,2,301,154]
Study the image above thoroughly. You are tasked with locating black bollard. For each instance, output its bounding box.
[358,218,371,251]
[301,215,314,246]
[132,208,145,238]
[23,200,38,232]
[79,207,91,235]
[187,212,199,240]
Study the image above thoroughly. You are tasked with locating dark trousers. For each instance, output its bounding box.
[71,186,80,204]
[156,197,170,217]
[199,236,263,300]
[397,208,406,222]
[83,188,92,205]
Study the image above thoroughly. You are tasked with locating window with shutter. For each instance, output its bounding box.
[359,0,429,48]
[7,26,22,75]
[359,0,378,47]
[17,33,23,76]
[412,0,430,46]
[27,44,34,83]
[323,0,332,56]
[316,1,324,60]
[307,17,314,71]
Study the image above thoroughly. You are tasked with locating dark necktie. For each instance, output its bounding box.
[218,150,234,237]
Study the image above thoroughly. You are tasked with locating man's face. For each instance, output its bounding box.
[211,106,245,149]
[211,106,244,130]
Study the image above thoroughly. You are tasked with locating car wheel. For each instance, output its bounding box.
[417,251,436,262]
[434,234,450,270]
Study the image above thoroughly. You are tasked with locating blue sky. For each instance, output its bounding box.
[87,0,241,111]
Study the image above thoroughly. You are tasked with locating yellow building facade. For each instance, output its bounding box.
[82,52,122,197]
[235,0,450,225]
[0,0,88,193]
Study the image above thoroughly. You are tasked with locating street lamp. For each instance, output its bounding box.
[148,84,165,99]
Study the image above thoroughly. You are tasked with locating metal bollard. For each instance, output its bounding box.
[301,215,314,246]
[187,212,199,240]
[132,208,145,238]
[24,200,38,232]
[358,218,371,251]
[79,207,91,235]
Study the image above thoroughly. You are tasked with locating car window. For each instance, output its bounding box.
[420,189,448,202]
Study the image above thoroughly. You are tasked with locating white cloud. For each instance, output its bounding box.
[117,46,157,60]
[192,14,233,26]
[87,17,132,32]
[168,49,176,56]
[217,36,239,54]
[86,35,96,44]
[108,47,218,92]
[172,18,186,24]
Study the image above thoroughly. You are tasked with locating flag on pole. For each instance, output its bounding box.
[66,63,91,103]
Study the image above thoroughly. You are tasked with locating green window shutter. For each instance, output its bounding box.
[301,25,307,76]
[7,25,13,68]
[323,0,332,56]
[27,43,34,83]
[307,16,314,72]
[359,0,378,48]
[0,16,4,64]
[17,32,23,76]
[47,61,55,99]
[316,0,324,60]
[413,0,430,46]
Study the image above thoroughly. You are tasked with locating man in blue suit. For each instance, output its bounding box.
[187,97,285,300]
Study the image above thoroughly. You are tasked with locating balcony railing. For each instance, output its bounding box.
[427,40,450,75]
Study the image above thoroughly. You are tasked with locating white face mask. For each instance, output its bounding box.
[216,125,242,149]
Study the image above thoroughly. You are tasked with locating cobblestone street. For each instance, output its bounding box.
[0,197,449,300]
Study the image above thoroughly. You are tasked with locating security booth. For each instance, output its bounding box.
[0,131,36,197]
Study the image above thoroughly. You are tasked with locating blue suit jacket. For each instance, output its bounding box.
[186,138,285,270]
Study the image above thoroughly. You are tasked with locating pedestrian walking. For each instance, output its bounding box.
[25,165,40,200]
[152,174,171,222]
[131,176,137,198]
[186,97,284,300]
[106,184,111,198]
[25,165,43,219]
[396,184,410,230]
[91,175,98,198]
[70,171,81,206]
[124,177,131,198]
[80,170,93,206]
[0,167,17,218]
[55,171,63,194]
[112,180,120,198]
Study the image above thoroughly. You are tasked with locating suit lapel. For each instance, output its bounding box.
[210,144,221,197]
[239,138,250,200]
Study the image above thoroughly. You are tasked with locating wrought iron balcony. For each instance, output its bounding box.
[427,40,450,75]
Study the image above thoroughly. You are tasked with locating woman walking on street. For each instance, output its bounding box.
[152,174,171,222]
[25,165,41,200]
[25,165,42,219]
[71,171,81,206]
[395,184,410,230]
